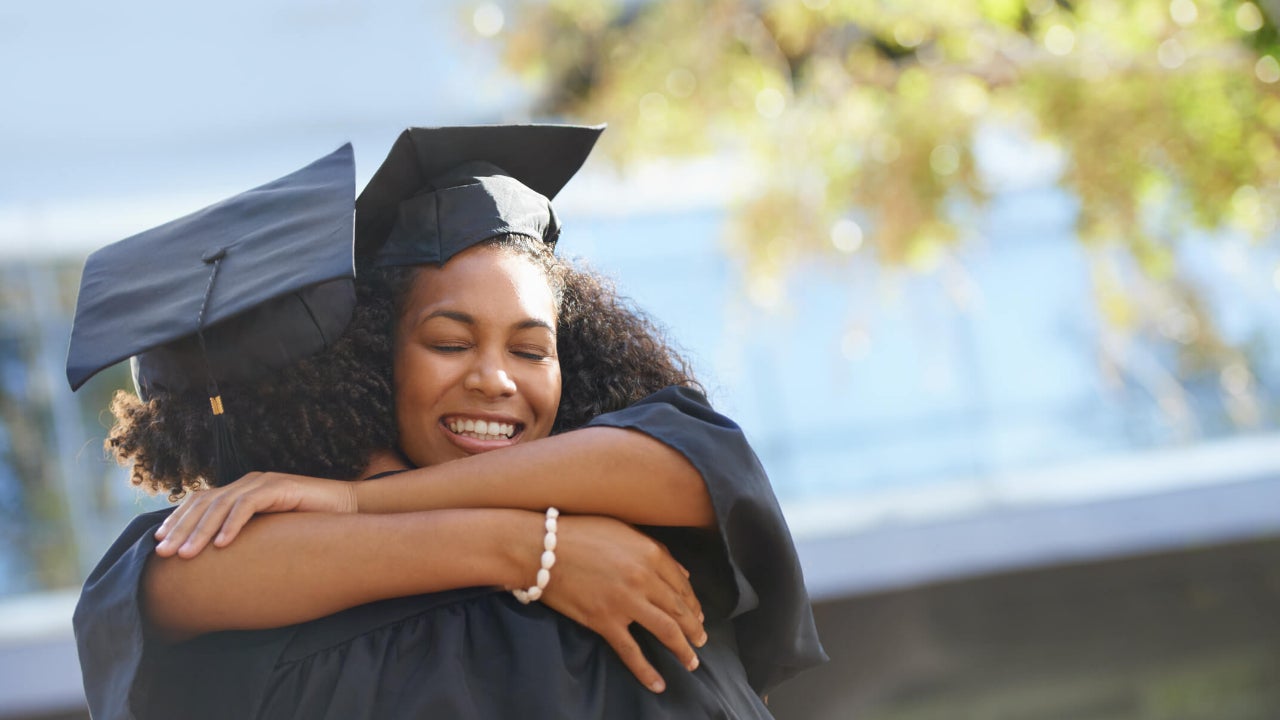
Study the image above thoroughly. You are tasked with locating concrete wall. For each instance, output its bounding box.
[769,536,1280,719]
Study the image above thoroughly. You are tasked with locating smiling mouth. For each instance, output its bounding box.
[443,417,522,441]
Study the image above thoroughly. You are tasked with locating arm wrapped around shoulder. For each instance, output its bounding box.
[584,386,829,694]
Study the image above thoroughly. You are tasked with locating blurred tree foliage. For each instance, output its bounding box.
[496,0,1280,432]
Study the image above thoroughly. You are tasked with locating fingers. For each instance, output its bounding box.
[634,601,700,674]
[155,473,264,558]
[644,539,703,643]
[654,555,703,627]
[213,498,260,548]
[602,626,667,694]
[153,503,184,545]
[177,496,238,558]
[650,577,706,653]
[156,492,226,558]
[155,494,210,557]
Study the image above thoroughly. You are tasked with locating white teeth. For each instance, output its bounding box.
[447,418,517,440]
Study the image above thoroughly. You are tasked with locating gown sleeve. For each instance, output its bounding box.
[73,508,174,720]
[72,507,292,720]
[582,385,828,694]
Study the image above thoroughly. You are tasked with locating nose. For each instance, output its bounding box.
[464,350,517,398]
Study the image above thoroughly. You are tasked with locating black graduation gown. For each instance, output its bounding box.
[74,387,826,719]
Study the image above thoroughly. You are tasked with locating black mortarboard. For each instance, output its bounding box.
[66,144,357,484]
[354,124,604,266]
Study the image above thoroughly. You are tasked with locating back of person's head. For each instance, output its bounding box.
[106,278,398,500]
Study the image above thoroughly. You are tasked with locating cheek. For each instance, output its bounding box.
[533,364,562,421]
[393,347,447,418]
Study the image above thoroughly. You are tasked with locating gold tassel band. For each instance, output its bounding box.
[209,395,225,415]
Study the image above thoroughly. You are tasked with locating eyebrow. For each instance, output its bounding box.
[420,309,554,333]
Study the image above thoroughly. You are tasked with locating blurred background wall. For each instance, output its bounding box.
[2,1,1280,718]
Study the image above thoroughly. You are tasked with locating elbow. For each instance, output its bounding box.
[641,435,716,528]
[690,487,717,529]
[667,463,716,528]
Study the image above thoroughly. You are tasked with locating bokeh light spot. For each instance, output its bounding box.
[1220,362,1253,396]
[831,219,864,253]
[930,144,961,175]
[755,88,786,118]
[1169,0,1198,26]
[1044,25,1075,56]
[472,3,505,37]
[1157,38,1186,69]
[893,20,926,49]
[1236,2,1264,32]
[1256,55,1280,83]
[1157,307,1199,344]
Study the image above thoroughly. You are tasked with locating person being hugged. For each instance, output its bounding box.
[70,126,825,719]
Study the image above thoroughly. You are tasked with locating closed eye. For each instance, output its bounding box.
[513,347,553,361]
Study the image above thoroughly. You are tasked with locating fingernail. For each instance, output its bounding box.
[687,656,700,671]
[649,680,665,693]
[215,533,226,545]
[697,632,708,647]
[698,612,704,623]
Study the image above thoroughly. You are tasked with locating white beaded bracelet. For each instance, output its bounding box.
[512,507,559,604]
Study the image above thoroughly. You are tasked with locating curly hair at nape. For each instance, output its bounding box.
[553,259,701,432]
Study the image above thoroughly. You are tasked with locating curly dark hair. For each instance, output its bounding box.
[552,255,701,432]
[107,234,699,499]
[106,279,400,500]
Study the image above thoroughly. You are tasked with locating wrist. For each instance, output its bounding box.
[343,480,359,514]
[511,507,559,604]
[498,509,550,592]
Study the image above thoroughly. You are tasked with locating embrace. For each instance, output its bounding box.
[67,125,825,719]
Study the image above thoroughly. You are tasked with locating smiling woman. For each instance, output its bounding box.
[392,239,563,466]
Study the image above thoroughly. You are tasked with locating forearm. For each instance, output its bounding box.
[143,508,542,640]
[354,427,715,527]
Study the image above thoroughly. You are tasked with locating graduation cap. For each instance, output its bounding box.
[66,143,357,485]
[354,124,604,266]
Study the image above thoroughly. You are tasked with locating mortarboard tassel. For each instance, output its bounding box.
[195,249,250,486]
[207,383,250,486]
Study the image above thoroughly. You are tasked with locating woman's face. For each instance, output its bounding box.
[393,244,561,467]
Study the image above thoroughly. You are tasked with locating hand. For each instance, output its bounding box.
[154,472,357,558]
[539,515,707,693]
